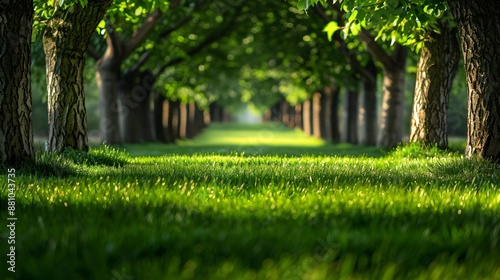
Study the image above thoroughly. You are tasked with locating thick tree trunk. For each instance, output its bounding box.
[302,99,311,135]
[168,100,180,143]
[186,102,196,139]
[361,59,378,146]
[447,0,500,161]
[295,103,303,130]
[43,0,112,152]
[154,92,166,143]
[118,70,154,143]
[322,86,333,141]
[282,101,290,127]
[0,0,34,164]
[209,102,223,123]
[329,85,341,142]
[96,65,121,144]
[287,103,296,128]
[346,89,359,144]
[377,45,408,148]
[410,20,460,149]
[312,92,322,139]
[194,105,205,135]
[179,103,187,140]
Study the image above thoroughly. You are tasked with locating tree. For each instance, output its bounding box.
[446,0,500,162]
[0,0,34,164]
[91,4,169,144]
[410,18,460,148]
[41,0,113,152]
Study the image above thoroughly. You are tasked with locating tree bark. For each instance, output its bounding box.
[447,0,500,161]
[358,31,408,148]
[378,64,406,148]
[43,0,112,152]
[96,57,121,144]
[169,100,180,143]
[282,101,290,127]
[360,59,378,146]
[410,20,460,149]
[346,89,359,144]
[118,70,154,143]
[0,0,34,164]
[186,102,196,139]
[329,85,341,142]
[302,99,311,136]
[154,92,166,142]
[179,103,187,140]
[295,103,303,130]
[322,86,333,141]
[95,10,162,144]
[312,91,322,139]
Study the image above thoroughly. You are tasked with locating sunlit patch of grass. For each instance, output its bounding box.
[1,124,499,279]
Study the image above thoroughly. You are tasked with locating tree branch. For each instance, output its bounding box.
[104,19,123,58]
[124,9,163,56]
[154,5,242,79]
[129,51,151,74]
[358,29,395,70]
[315,5,376,83]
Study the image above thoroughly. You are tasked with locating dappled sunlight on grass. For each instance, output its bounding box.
[122,123,384,157]
[2,124,499,279]
[181,123,325,147]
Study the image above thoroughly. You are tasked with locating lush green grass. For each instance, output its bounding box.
[1,123,499,279]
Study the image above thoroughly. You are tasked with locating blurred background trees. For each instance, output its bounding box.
[4,0,479,163]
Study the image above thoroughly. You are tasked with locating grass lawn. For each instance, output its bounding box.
[1,123,499,279]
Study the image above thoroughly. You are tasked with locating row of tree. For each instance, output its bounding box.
[1,0,500,164]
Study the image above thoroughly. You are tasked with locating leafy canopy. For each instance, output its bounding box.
[299,0,449,51]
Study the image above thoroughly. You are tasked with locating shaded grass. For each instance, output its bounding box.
[1,123,499,279]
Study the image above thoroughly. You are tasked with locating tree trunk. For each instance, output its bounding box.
[302,99,311,135]
[194,105,205,135]
[154,92,166,143]
[168,100,180,143]
[329,85,341,142]
[361,59,378,146]
[410,20,460,149]
[312,92,322,139]
[209,102,223,123]
[118,70,154,143]
[43,0,112,152]
[447,0,500,161]
[322,86,333,141]
[0,0,34,164]
[186,102,196,139]
[295,103,303,130]
[179,103,187,140]
[377,45,408,148]
[282,101,290,127]
[346,89,359,144]
[96,63,121,144]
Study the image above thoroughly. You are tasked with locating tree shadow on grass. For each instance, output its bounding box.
[121,142,387,158]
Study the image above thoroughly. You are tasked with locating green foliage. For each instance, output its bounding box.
[302,0,449,51]
[1,124,499,279]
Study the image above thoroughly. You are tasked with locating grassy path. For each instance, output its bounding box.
[1,123,499,279]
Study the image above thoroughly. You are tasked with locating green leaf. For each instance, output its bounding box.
[347,9,358,22]
[323,21,339,41]
[135,6,144,16]
[390,30,398,45]
[297,0,310,10]
[97,19,105,29]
